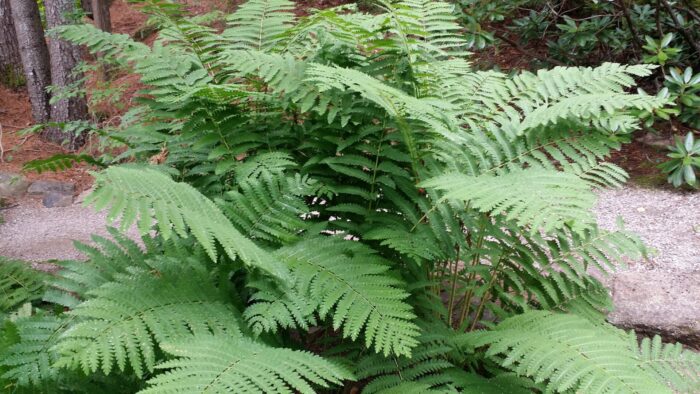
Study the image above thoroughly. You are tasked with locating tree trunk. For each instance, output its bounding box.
[81,0,93,18]
[91,0,113,80]
[0,0,23,88]
[8,0,52,123]
[45,0,89,150]
[91,0,111,33]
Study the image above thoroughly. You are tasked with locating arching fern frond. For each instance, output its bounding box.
[23,154,106,174]
[472,311,676,393]
[52,24,149,65]
[141,334,353,393]
[249,237,420,357]
[54,259,241,378]
[423,170,596,233]
[86,166,290,281]
[43,228,157,309]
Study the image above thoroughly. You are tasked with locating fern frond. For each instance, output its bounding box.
[472,311,674,393]
[54,259,241,377]
[221,168,313,246]
[635,335,700,393]
[355,333,458,393]
[0,258,45,313]
[23,154,106,174]
[1,314,66,387]
[224,0,296,51]
[249,237,420,357]
[220,49,306,93]
[423,169,596,233]
[86,166,290,281]
[52,24,149,64]
[43,228,157,308]
[141,334,353,393]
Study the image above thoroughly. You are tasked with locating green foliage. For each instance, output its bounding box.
[54,258,241,377]
[659,132,700,187]
[141,334,353,393]
[423,170,596,233]
[86,166,290,281]
[259,237,420,356]
[471,311,700,394]
[664,67,700,128]
[0,258,45,313]
[501,1,699,67]
[0,1,697,393]
[23,153,106,173]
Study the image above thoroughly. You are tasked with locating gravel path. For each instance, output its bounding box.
[0,198,139,262]
[1,187,698,266]
[594,187,700,272]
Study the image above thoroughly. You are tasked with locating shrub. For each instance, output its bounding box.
[2,1,699,392]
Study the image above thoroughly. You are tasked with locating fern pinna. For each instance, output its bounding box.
[2,0,698,393]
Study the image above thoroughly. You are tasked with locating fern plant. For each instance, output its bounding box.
[1,0,697,393]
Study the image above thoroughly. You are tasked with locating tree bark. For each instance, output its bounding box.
[81,0,93,18]
[8,0,52,123]
[45,0,90,150]
[91,0,113,80]
[91,0,111,33]
[0,0,23,87]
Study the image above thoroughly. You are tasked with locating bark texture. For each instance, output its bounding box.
[9,0,51,123]
[81,0,93,18]
[45,0,89,150]
[0,0,23,87]
[91,0,112,32]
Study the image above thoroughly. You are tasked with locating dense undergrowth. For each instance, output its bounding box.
[2,0,700,392]
[457,0,700,187]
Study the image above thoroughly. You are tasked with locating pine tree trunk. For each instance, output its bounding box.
[81,0,93,18]
[45,0,89,150]
[8,0,52,123]
[91,0,113,80]
[0,0,23,88]
[91,0,111,33]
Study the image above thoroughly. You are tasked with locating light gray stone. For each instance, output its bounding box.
[27,180,75,196]
[608,270,700,349]
[0,172,29,198]
[42,192,73,208]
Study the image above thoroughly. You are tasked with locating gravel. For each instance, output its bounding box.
[594,187,700,273]
[0,198,140,262]
[2,186,698,267]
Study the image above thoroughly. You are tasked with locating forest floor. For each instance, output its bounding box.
[0,0,698,344]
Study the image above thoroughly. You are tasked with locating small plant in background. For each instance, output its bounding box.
[664,66,700,128]
[510,10,549,44]
[547,15,624,64]
[659,132,700,187]
[642,33,682,67]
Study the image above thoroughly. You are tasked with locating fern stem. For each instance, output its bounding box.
[457,218,487,328]
[469,253,505,332]
[367,127,387,213]
[446,245,461,326]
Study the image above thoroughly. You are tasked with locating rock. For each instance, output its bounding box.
[609,270,700,349]
[0,172,29,198]
[42,192,73,208]
[636,133,674,150]
[27,180,75,196]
